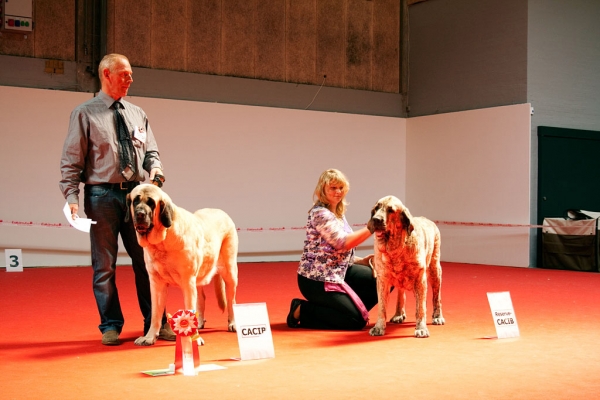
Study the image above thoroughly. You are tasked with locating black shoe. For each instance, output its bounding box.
[287,298,302,328]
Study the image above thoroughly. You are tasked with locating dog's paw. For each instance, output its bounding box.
[432,316,445,325]
[369,324,386,336]
[134,335,158,346]
[390,313,406,324]
[414,327,430,338]
[227,322,236,332]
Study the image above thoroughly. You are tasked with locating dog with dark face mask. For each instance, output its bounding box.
[126,184,239,346]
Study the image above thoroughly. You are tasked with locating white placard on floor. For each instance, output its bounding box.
[487,291,520,339]
[5,249,24,272]
[233,303,275,361]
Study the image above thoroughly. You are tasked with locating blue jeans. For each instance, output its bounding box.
[84,183,164,335]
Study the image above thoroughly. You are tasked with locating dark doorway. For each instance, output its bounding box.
[537,126,600,269]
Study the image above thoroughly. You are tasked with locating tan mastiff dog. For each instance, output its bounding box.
[126,184,238,346]
[367,195,444,338]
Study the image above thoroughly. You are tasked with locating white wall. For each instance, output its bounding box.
[406,104,532,267]
[0,86,531,268]
[0,86,405,266]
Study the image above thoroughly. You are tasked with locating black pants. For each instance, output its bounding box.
[297,264,379,330]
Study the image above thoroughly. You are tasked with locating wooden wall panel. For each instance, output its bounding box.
[106,0,116,54]
[1,1,402,95]
[286,0,317,84]
[113,0,152,67]
[317,0,345,88]
[346,0,372,90]
[0,33,34,57]
[151,0,187,71]
[34,0,75,60]
[221,0,256,78]
[186,0,221,74]
[255,0,286,81]
[372,0,399,93]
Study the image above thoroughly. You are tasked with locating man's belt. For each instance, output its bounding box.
[97,181,140,191]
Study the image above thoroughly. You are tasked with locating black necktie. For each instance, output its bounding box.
[113,101,136,180]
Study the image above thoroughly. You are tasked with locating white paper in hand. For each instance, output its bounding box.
[63,202,96,233]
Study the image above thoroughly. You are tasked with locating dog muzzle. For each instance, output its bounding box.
[134,222,153,235]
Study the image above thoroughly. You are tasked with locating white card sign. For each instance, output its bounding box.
[487,291,520,338]
[5,249,24,272]
[233,303,275,361]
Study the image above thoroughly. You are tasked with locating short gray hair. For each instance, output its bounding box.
[98,53,129,77]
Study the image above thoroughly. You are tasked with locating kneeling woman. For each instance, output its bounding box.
[288,169,377,330]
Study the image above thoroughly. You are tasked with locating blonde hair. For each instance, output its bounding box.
[312,169,349,218]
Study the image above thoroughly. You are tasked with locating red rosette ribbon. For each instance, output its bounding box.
[168,310,199,337]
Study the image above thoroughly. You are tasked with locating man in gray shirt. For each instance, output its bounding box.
[59,53,175,346]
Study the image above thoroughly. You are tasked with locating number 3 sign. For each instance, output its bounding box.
[5,249,24,272]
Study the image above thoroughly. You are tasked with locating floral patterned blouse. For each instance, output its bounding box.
[298,205,355,283]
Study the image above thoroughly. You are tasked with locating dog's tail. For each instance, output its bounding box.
[213,274,227,312]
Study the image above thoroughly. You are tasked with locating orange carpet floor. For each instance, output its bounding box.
[1,262,599,400]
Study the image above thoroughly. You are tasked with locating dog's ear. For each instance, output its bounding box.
[125,193,132,222]
[367,202,378,233]
[401,210,414,236]
[367,217,376,234]
[370,202,379,218]
[147,197,170,245]
[159,200,174,228]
